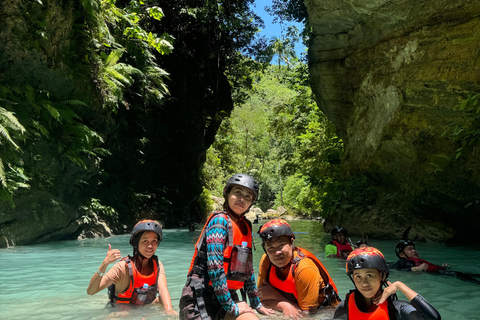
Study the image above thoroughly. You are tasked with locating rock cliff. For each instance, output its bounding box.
[305,0,480,242]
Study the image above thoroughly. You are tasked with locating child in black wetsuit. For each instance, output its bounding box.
[334,247,441,320]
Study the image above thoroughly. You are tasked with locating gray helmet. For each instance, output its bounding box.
[223,173,259,202]
[129,220,162,246]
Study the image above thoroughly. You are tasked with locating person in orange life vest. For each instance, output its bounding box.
[179,174,275,320]
[257,219,341,320]
[325,226,354,259]
[86,220,177,315]
[333,247,441,320]
[392,240,449,272]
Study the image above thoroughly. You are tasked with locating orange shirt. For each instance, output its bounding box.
[258,250,337,310]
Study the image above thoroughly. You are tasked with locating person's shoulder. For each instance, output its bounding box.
[206,211,229,227]
[333,299,347,319]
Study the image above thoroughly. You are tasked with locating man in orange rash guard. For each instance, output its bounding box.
[256,219,340,320]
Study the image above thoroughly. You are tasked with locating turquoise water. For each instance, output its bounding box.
[2,220,480,319]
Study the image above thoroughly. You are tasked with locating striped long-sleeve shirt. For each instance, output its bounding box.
[205,213,262,316]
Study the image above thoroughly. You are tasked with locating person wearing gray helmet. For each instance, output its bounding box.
[86,220,176,314]
[179,174,275,320]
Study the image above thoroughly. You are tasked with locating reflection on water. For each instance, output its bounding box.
[1,219,479,319]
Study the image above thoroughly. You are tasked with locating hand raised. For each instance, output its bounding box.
[375,281,399,305]
[104,244,121,265]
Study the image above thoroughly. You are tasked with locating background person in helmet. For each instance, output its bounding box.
[325,226,354,259]
[179,174,275,320]
[257,219,341,320]
[392,240,480,284]
[392,240,449,272]
[334,247,441,320]
[86,220,176,315]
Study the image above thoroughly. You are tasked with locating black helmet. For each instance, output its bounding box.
[258,219,295,243]
[346,247,389,279]
[129,220,163,246]
[223,173,259,202]
[394,240,415,258]
[355,240,370,248]
[330,226,347,238]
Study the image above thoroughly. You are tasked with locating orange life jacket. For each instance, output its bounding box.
[113,256,159,304]
[332,240,353,257]
[346,291,389,320]
[187,211,253,290]
[267,247,339,306]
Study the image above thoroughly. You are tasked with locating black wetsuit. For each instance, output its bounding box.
[391,258,416,271]
[334,292,441,320]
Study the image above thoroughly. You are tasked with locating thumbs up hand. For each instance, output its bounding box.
[104,244,121,265]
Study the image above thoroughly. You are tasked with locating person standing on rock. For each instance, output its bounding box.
[257,219,341,320]
[179,173,275,320]
[86,220,177,314]
[325,226,354,259]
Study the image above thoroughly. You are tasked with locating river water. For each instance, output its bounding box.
[2,220,479,320]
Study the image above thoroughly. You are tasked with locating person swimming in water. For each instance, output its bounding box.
[325,226,354,259]
[392,239,480,284]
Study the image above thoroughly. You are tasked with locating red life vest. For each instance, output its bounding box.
[332,240,353,258]
[346,291,389,320]
[408,257,446,272]
[115,256,159,304]
[267,247,339,306]
[187,211,253,290]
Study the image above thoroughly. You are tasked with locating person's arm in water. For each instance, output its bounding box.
[257,254,301,319]
[86,244,121,295]
[155,262,177,315]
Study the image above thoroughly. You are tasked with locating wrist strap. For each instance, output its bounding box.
[97,268,105,276]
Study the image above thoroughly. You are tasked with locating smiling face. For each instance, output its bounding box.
[137,231,159,258]
[227,185,254,215]
[400,245,418,259]
[264,235,294,268]
[333,232,347,245]
[352,268,382,299]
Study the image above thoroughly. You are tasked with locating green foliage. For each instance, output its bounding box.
[203,56,344,215]
[276,173,322,215]
[83,0,172,111]
[81,197,118,224]
[320,177,377,219]
[198,187,215,217]
[443,93,480,159]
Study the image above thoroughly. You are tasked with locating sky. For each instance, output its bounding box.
[250,0,307,57]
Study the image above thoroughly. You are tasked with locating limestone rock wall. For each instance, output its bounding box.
[306,0,480,241]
